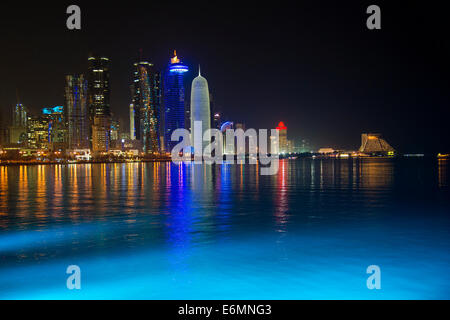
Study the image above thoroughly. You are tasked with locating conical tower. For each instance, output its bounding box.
[190,66,211,154]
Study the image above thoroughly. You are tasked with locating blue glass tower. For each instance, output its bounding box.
[164,51,189,152]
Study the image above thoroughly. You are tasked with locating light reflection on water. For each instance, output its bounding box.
[0,158,449,299]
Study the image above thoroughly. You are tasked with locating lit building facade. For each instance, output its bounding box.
[87,55,111,152]
[13,103,27,127]
[26,115,49,149]
[220,121,234,155]
[163,51,189,152]
[110,118,120,142]
[92,115,110,154]
[359,133,395,155]
[65,75,88,149]
[276,121,288,154]
[9,103,28,145]
[129,103,135,140]
[190,68,211,153]
[43,106,66,150]
[131,61,160,154]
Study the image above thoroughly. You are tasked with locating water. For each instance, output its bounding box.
[0,158,449,299]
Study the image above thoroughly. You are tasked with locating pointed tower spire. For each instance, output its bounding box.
[171,50,180,64]
[198,65,201,76]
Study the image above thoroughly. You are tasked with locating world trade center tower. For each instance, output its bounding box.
[163,51,188,152]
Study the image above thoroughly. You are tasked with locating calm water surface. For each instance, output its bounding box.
[0,158,449,299]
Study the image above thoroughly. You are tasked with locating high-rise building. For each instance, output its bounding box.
[110,118,120,141]
[153,70,162,150]
[13,103,27,127]
[220,121,234,155]
[163,51,189,152]
[43,106,66,150]
[276,121,288,154]
[0,113,8,147]
[129,103,135,140]
[27,115,49,150]
[92,115,110,154]
[87,55,111,152]
[213,112,221,130]
[190,67,211,153]
[9,102,27,145]
[65,75,88,149]
[131,61,160,154]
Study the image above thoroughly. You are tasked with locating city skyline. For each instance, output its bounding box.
[0,2,449,153]
[1,1,450,303]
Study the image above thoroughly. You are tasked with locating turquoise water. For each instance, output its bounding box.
[0,158,449,299]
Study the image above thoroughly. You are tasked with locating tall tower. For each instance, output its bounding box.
[132,61,160,154]
[65,75,88,149]
[129,103,135,140]
[163,50,189,152]
[13,103,27,127]
[276,121,287,154]
[9,100,28,145]
[87,55,111,153]
[190,67,211,153]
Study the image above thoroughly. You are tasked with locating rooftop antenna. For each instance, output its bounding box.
[198,64,201,76]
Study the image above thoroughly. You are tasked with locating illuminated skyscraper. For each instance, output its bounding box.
[13,103,27,127]
[163,50,189,152]
[129,103,135,140]
[65,75,88,149]
[9,102,28,144]
[276,121,287,154]
[190,67,211,152]
[132,61,160,153]
[87,55,111,152]
[43,106,66,150]
[26,115,49,149]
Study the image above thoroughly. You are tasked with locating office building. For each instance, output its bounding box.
[87,55,111,152]
[190,67,211,153]
[65,75,88,149]
[131,61,160,154]
[163,51,189,152]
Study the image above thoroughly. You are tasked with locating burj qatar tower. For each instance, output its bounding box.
[190,67,211,153]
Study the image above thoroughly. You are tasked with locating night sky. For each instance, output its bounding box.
[0,1,448,153]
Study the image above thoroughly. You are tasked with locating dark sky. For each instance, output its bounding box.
[0,1,448,153]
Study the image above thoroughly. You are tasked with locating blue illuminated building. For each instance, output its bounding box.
[163,50,189,152]
[42,106,63,115]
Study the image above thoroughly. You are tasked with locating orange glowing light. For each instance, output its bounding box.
[170,50,180,64]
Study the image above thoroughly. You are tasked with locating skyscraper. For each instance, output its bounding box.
[13,103,27,127]
[87,55,111,153]
[132,61,160,154]
[276,121,287,154]
[26,115,49,149]
[43,106,66,151]
[129,103,135,140]
[9,102,27,144]
[190,67,211,153]
[163,50,189,152]
[65,75,88,149]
